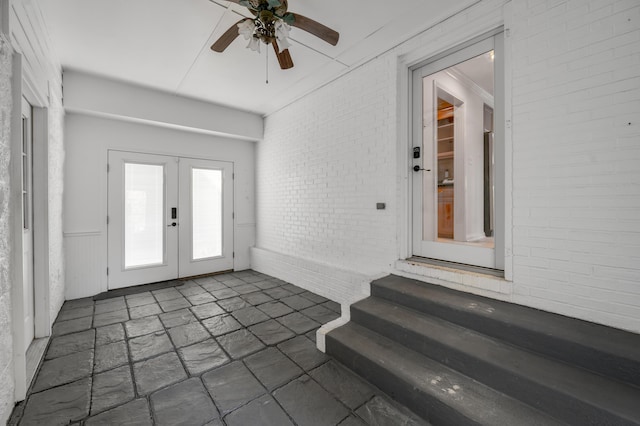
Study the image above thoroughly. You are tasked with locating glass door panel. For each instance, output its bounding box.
[192,168,223,260]
[124,163,165,268]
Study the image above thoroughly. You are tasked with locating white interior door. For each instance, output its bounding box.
[108,151,234,289]
[21,97,34,351]
[411,33,504,270]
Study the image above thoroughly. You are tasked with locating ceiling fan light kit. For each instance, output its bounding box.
[211,0,339,70]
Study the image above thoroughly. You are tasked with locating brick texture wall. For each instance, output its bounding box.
[255,0,640,332]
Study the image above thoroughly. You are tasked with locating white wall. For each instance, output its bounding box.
[0,0,64,421]
[63,73,258,299]
[0,32,16,426]
[254,0,640,333]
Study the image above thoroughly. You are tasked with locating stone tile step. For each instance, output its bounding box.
[326,322,565,426]
[371,275,640,387]
[352,296,640,426]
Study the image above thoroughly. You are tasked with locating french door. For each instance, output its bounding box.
[107,151,233,289]
[411,32,504,270]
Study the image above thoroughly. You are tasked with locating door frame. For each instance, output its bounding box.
[10,52,52,402]
[396,22,514,281]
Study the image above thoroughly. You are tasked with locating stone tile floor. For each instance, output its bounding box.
[10,270,426,426]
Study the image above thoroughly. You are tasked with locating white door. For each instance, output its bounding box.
[21,97,34,351]
[107,151,234,289]
[412,33,504,270]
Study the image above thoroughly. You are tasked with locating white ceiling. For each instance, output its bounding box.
[39,0,478,115]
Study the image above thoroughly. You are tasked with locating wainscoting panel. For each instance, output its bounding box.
[64,232,105,300]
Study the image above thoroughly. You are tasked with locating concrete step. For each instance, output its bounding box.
[326,321,566,426]
[351,296,640,426]
[371,275,640,388]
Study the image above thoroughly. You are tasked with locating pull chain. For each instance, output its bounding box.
[265,46,269,84]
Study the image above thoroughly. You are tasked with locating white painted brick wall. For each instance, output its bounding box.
[256,0,640,332]
[257,56,399,277]
[510,0,640,332]
[0,34,14,426]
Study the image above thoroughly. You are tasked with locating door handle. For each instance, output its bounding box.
[413,165,431,172]
[167,222,177,227]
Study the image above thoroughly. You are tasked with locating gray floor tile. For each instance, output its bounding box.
[158,296,191,312]
[339,415,368,426]
[20,378,91,426]
[190,302,225,320]
[95,323,125,346]
[124,316,163,338]
[152,288,183,302]
[198,280,227,292]
[306,329,317,342]
[277,312,320,334]
[233,283,260,294]
[274,375,349,426]
[85,399,152,426]
[133,352,187,395]
[93,309,129,328]
[232,306,270,327]
[217,329,265,359]
[94,340,129,373]
[150,378,220,426]
[94,299,127,315]
[278,335,328,371]
[56,305,94,322]
[218,297,249,312]
[202,314,243,337]
[128,303,162,319]
[186,291,217,305]
[281,294,316,311]
[159,308,197,328]
[239,274,266,284]
[128,331,174,362]
[356,396,428,426]
[249,319,296,345]
[244,347,303,391]
[32,350,94,392]
[202,361,266,415]
[257,301,294,318]
[95,296,125,305]
[301,304,341,324]
[46,329,95,359]
[310,361,375,410]
[264,287,294,299]
[242,291,273,306]
[322,300,342,314]
[178,284,207,297]
[210,287,240,300]
[60,298,94,311]
[224,394,294,426]
[281,284,306,295]
[168,321,211,348]
[91,366,135,415]
[254,280,281,290]
[299,291,329,304]
[221,278,245,287]
[52,316,93,336]
[178,339,230,375]
[125,293,156,308]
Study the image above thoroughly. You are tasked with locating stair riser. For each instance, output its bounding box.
[371,284,640,388]
[325,334,478,426]
[351,306,638,426]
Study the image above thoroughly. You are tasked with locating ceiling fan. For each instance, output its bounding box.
[211,0,339,70]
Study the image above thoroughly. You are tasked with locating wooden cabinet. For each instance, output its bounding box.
[438,186,454,239]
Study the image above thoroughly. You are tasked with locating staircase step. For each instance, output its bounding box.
[326,322,566,426]
[372,275,640,388]
[351,296,640,426]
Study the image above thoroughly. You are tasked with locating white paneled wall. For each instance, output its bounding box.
[255,0,640,333]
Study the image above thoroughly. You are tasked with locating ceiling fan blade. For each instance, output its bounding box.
[211,19,248,52]
[291,13,339,46]
[272,41,294,69]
